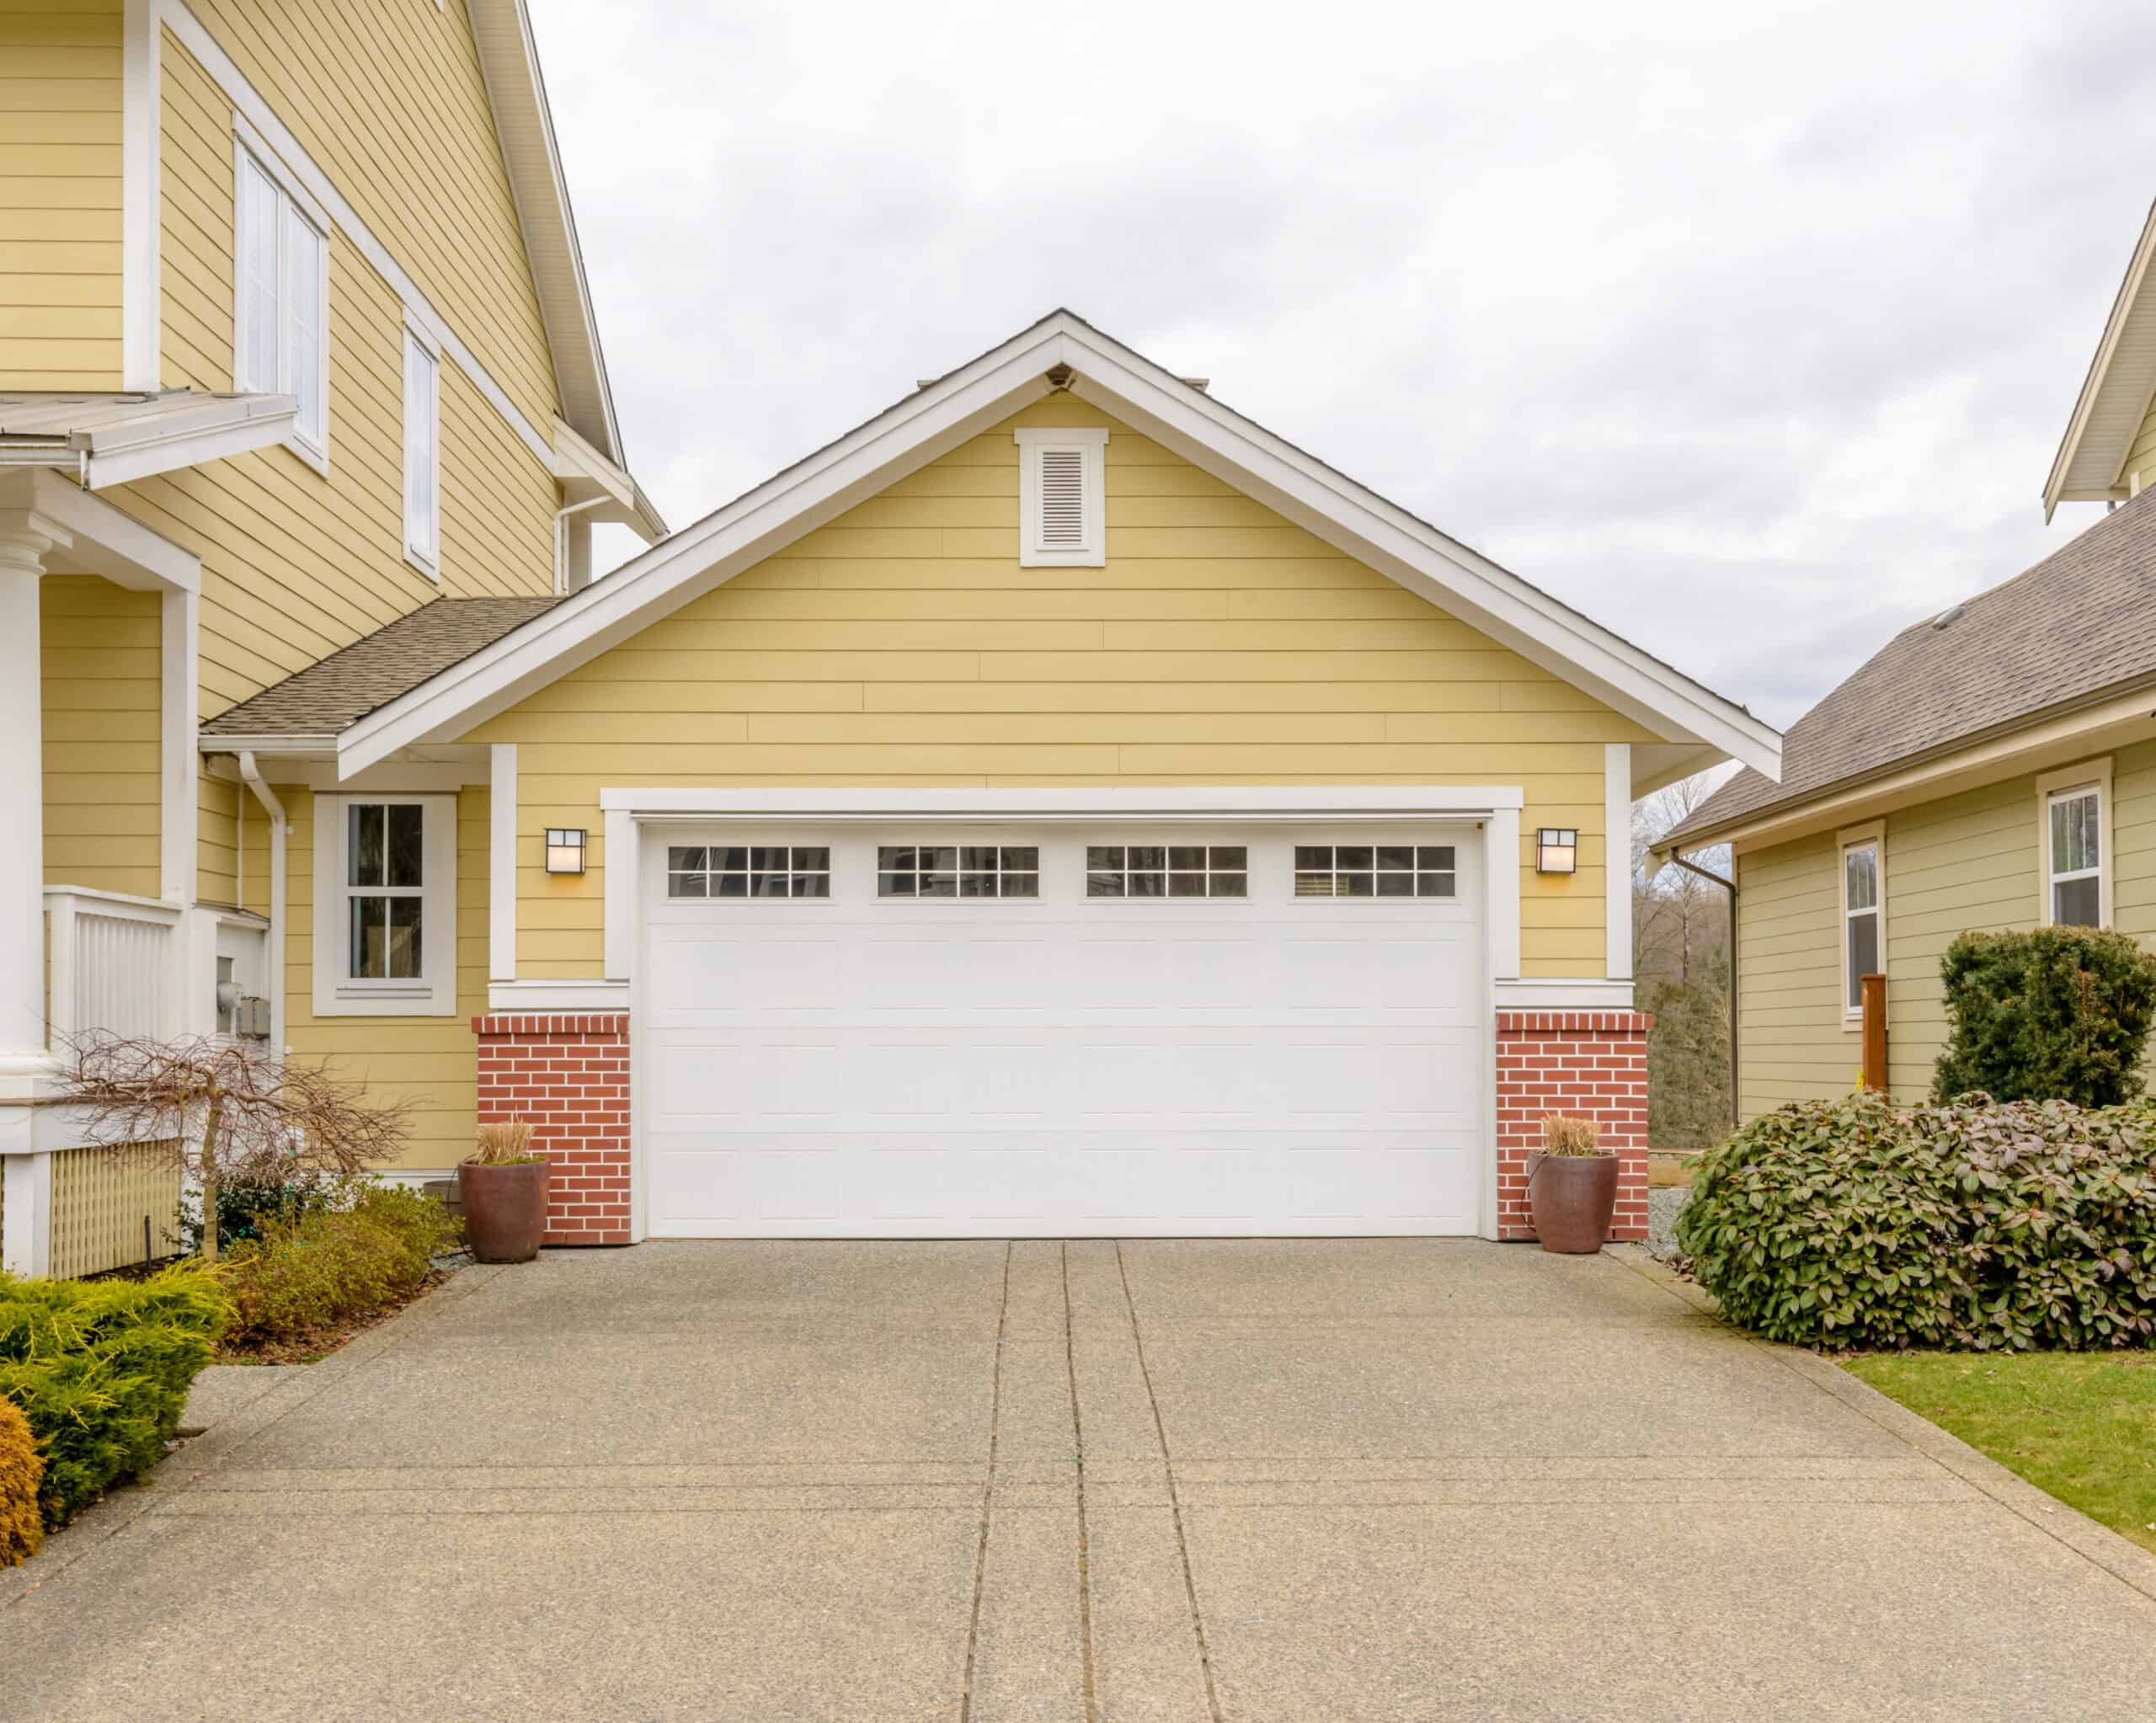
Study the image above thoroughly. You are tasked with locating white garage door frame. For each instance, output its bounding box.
[598,785,1526,1242]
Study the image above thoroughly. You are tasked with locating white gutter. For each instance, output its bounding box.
[236,751,288,1053]
[552,494,608,595]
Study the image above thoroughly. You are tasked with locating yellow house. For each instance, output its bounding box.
[0,0,663,1274]
[1655,197,2156,1119]
[1,11,1777,1271]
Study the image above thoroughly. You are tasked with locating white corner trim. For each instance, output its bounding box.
[488,744,516,980]
[486,979,628,1012]
[1604,743,1631,981]
[1485,808,1522,984]
[1494,978,1638,1010]
[334,314,1778,780]
[2035,756,2115,929]
[160,589,198,903]
[602,807,633,981]
[122,0,162,392]
[158,0,558,474]
[595,785,1529,819]
[1,1153,55,1276]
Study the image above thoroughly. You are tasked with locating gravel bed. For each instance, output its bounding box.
[1647,1184,1691,1261]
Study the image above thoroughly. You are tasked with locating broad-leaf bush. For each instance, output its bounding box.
[1676,1090,2156,1351]
[0,1267,228,1527]
[1932,927,2156,1107]
[221,1183,459,1349]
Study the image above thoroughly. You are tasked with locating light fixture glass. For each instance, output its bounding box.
[1536,828,1578,875]
[545,828,586,875]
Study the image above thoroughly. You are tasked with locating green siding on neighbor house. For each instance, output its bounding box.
[1735,738,2156,1119]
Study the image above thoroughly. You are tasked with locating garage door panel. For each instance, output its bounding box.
[641,824,1486,1237]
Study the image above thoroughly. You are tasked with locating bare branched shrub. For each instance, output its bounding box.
[1540,1114,1604,1157]
[50,1034,413,1263]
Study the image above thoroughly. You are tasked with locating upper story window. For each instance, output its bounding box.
[234,142,329,467]
[2045,780,2105,928]
[1840,835,1881,1015]
[1014,426,1107,567]
[311,794,456,1016]
[403,326,441,577]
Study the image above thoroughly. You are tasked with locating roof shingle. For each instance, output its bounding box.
[200,598,559,739]
[1668,491,2156,844]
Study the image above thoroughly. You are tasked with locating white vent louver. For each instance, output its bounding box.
[1038,447,1086,547]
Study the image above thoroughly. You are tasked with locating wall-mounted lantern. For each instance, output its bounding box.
[545,828,587,875]
[1536,828,1578,875]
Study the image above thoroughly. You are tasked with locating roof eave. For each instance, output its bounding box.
[2045,197,2156,523]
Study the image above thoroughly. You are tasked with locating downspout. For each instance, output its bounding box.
[552,495,608,595]
[236,751,286,1053]
[1668,851,1739,1131]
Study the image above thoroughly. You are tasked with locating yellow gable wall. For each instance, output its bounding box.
[0,0,123,387]
[476,399,1655,979]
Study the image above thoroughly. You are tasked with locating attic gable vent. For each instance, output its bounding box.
[1014,425,1108,567]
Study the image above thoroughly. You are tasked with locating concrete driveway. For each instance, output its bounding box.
[8,1240,2156,1720]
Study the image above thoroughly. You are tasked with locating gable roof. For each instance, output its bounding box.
[1666,488,2156,845]
[201,598,560,741]
[468,0,629,472]
[2046,197,2156,521]
[332,310,1782,787]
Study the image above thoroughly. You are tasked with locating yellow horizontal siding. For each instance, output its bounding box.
[0,0,121,387]
[478,400,1650,983]
[42,576,160,898]
[179,0,560,435]
[256,782,488,1171]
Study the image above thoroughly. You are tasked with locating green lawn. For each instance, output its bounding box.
[1846,1351,2156,1553]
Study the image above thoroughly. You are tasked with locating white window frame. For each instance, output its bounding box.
[231,125,329,472]
[1014,425,1107,567]
[2036,759,2113,930]
[1837,820,1884,1025]
[403,319,442,579]
[312,793,457,1016]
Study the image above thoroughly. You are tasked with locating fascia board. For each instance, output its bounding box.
[598,784,1528,817]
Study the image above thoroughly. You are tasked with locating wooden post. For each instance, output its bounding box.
[1860,973,1887,1092]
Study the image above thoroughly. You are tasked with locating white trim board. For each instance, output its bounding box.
[599,785,1528,818]
[336,312,1780,781]
[1604,743,1632,982]
[488,744,517,980]
[122,0,162,392]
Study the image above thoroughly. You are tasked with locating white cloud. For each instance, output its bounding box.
[534,0,2156,728]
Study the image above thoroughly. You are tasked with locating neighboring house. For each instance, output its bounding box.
[1653,198,2156,1119]
[0,18,1781,1269]
[0,0,662,1275]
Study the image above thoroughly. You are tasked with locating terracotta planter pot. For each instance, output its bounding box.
[457,1159,551,1263]
[1526,1151,1619,1254]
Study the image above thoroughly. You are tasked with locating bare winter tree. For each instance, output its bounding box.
[51,1035,412,1262]
[1632,772,1732,990]
[1632,769,1738,1144]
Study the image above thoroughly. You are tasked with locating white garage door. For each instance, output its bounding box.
[640,824,1485,1237]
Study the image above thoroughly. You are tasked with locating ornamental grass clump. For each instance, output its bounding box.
[469,1120,542,1166]
[1540,1115,1604,1156]
[1677,1089,2156,1352]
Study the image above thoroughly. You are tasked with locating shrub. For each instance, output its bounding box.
[221,1182,460,1350]
[179,1168,359,1256]
[1932,927,2156,1107]
[0,1396,40,1566]
[1677,1090,2156,1351]
[0,1267,228,1527]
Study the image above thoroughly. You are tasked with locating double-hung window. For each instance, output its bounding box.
[2041,765,2110,928]
[233,141,328,466]
[403,325,441,576]
[312,795,456,1016]
[1840,833,1881,1016]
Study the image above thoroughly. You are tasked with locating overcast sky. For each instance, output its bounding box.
[526,0,2156,731]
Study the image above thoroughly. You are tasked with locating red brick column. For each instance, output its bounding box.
[1495,1009,1650,1244]
[473,1013,631,1247]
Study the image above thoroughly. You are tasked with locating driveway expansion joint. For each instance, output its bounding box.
[957,1240,1013,1723]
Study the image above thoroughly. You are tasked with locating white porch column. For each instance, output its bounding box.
[0,511,65,1071]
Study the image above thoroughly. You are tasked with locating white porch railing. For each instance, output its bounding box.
[45,886,184,1048]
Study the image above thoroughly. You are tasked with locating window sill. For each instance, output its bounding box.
[284,431,329,477]
[403,545,441,584]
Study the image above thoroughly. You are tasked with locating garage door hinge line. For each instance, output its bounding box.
[958,1242,1013,1723]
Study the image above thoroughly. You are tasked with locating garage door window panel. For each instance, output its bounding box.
[1086,845,1248,899]
[1295,845,1455,899]
[668,845,830,899]
[878,845,1038,899]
